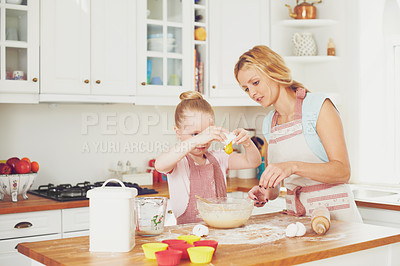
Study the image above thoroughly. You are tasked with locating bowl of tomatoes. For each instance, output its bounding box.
[0,157,39,202]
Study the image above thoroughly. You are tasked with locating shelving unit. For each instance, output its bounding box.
[276,19,337,28]
[193,0,209,95]
[284,55,339,63]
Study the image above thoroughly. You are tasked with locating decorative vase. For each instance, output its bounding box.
[292,32,318,56]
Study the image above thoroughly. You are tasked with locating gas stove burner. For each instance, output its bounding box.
[28,180,158,202]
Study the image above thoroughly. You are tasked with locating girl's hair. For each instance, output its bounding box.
[175,91,214,128]
[234,45,304,91]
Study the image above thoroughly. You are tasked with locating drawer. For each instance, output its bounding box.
[0,233,61,254]
[62,207,89,233]
[0,210,61,240]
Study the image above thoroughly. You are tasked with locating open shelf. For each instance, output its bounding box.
[284,56,339,63]
[276,19,338,28]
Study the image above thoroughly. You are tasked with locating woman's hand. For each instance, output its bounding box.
[193,126,229,146]
[259,162,295,189]
[233,128,252,147]
[248,186,268,207]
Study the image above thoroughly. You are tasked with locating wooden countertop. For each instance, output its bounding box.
[1,178,399,214]
[17,212,400,265]
[0,178,259,215]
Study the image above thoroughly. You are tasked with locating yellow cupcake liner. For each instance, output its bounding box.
[187,246,215,264]
[177,235,201,245]
[142,243,168,259]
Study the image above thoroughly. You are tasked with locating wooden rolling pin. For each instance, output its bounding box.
[311,206,331,235]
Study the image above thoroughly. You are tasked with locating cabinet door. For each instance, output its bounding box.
[136,0,191,98]
[209,0,270,98]
[40,0,91,94]
[0,0,39,96]
[91,0,136,96]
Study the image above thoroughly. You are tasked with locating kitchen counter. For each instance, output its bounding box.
[0,178,260,215]
[17,212,400,265]
[1,178,400,215]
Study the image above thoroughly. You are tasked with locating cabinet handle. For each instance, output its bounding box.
[32,78,38,82]
[212,85,216,89]
[96,80,101,84]
[141,82,146,86]
[14,221,33,229]
[84,79,90,84]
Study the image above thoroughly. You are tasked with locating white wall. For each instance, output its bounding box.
[0,103,267,187]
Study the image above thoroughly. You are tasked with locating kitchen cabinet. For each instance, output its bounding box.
[208,0,269,105]
[40,0,136,103]
[0,0,39,103]
[0,210,61,266]
[61,207,89,238]
[358,206,400,229]
[135,0,191,105]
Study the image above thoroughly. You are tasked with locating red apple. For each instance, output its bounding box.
[6,157,20,173]
[14,160,31,174]
[0,163,12,175]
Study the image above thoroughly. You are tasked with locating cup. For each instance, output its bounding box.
[6,28,18,41]
[151,76,162,85]
[135,197,167,236]
[168,74,180,86]
[13,70,24,80]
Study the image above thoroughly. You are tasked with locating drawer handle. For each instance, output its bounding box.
[14,221,33,229]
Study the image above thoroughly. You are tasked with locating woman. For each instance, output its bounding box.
[234,45,362,222]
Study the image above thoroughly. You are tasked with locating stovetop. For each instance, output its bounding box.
[28,181,158,202]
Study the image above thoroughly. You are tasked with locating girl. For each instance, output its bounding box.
[234,45,362,222]
[155,91,261,224]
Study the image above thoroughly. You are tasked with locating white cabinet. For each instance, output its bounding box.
[358,207,400,229]
[40,0,136,103]
[61,207,90,238]
[135,0,191,105]
[208,0,269,104]
[0,210,62,266]
[0,0,39,103]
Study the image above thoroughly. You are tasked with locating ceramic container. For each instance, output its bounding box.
[86,179,137,252]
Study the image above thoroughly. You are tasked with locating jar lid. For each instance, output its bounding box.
[86,179,137,199]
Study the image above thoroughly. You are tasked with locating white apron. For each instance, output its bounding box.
[268,88,362,223]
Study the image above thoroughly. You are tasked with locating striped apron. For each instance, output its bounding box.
[268,88,362,222]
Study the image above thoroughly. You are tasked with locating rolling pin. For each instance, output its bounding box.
[311,206,331,235]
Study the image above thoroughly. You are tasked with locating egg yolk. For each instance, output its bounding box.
[224,142,233,154]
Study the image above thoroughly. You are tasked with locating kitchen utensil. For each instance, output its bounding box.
[142,243,168,259]
[193,240,218,252]
[86,178,137,252]
[195,195,213,204]
[167,244,194,260]
[285,0,322,19]
[187,246,215,264]
[311,206,331,235]
[292,32,318,56]
[196,197,253,228]
[135,196,167,236]
[0,173,37,202]
[155,249,183,266]
[177,235,201,245]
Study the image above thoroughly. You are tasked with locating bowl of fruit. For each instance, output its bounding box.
[0,157,39,202]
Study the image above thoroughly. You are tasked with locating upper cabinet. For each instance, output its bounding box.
[208,0,269,104]
[135,0,191,105]
[40,0,136,103]
[0,0,39,103]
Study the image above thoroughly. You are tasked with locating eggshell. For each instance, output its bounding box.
[192,224,209,237]
[295,222,306,236]
[223,132,236,145]
[285,223,298,237]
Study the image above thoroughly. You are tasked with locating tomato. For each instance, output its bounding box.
[21,157,31,164]
[31,161,39,173]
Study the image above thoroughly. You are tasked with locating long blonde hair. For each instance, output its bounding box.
[175,91,214,128]
[234,45,304,90]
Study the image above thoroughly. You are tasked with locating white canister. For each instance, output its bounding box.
[86,179,137,252]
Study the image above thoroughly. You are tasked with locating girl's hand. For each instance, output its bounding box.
[193,126,229,146]
[259,162,294,189]
[233,128,252,147]
[248,186,268,207]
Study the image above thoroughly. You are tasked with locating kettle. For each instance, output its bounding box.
[285,0,322,19]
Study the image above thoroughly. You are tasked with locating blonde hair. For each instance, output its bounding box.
[175,91,214,128]
[234,45,304,90]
